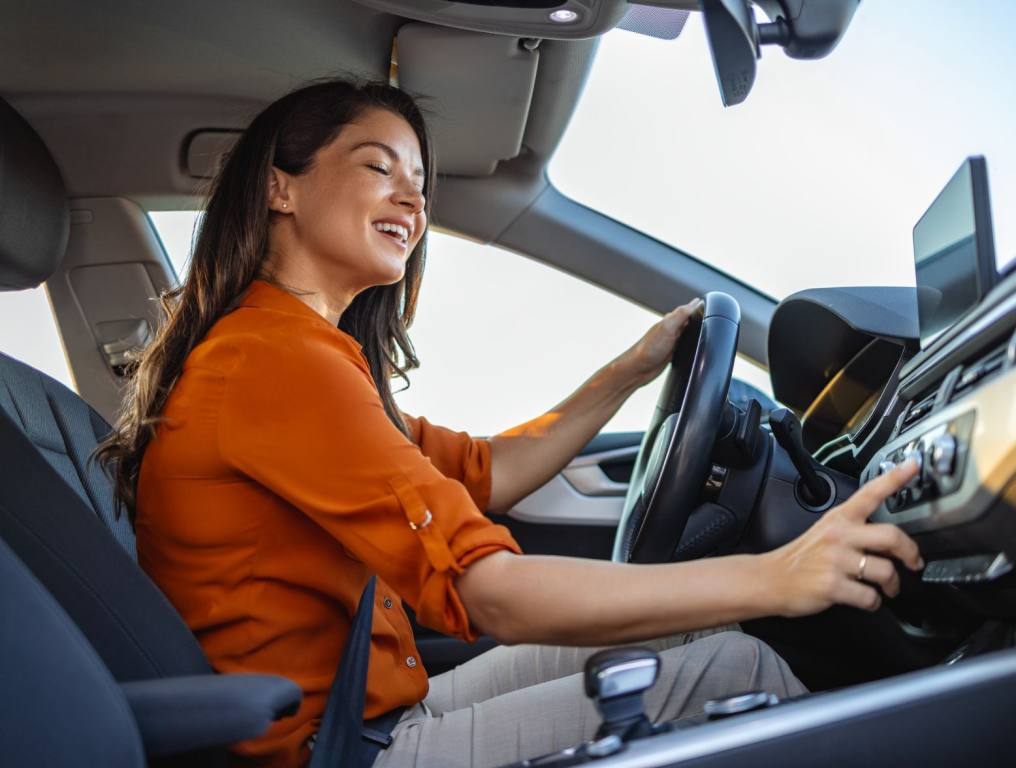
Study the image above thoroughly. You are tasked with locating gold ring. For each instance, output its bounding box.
[857,554,868,581]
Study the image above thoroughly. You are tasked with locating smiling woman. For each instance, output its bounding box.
[263,115,429,320]
[116,75,925,768]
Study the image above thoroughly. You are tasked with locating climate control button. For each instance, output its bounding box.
[929,434,958,478]
[902,447,925,487]
[877,460,896,477]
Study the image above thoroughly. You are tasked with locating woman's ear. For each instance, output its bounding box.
[267,167,294,214]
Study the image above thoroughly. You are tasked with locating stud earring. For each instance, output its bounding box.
[282,202,288,209]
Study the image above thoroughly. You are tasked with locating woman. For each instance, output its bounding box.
[98,80,921,767]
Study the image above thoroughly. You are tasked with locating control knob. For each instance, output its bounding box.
[929,434,958,478]
[902,447,924,489]
[906,446,930,495]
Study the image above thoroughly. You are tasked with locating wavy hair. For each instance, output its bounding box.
[96,79,433,520]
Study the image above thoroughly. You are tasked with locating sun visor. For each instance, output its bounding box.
[396,23,539,177]
[184,130,242,179]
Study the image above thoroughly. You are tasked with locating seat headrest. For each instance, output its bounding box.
[0,98,69,291]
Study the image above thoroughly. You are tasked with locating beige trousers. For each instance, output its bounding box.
[372,628,806,768]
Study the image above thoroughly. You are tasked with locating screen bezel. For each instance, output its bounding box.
[912,156,998,350]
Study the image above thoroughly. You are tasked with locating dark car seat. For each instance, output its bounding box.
[0,95,301,762]
[0,533,146,767]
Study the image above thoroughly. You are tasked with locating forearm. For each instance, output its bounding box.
[487,358,639,513]
[457,551,778,646]
[462,461,926,647]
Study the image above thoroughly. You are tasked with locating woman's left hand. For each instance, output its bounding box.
[620,298,703,388]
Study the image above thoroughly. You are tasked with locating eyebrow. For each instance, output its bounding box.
[351,140,425,178]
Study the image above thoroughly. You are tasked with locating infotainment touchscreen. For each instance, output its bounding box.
[913,156,998,349]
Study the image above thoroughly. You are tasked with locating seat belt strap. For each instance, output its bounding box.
[309,576,393,768]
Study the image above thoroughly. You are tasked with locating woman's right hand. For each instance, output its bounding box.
[761,459,924,617]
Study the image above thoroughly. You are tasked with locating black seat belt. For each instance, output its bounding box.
[309,576,404,768]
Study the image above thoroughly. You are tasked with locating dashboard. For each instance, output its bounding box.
[767,267,1016,611]
[764,154,1016,606]
[863,272,1016,590]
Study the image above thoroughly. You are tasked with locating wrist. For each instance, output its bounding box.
[610,349,653,390]
[745,551,788,619]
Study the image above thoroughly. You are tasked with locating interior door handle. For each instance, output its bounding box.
[98,319,152,376]
[561,446,638,497]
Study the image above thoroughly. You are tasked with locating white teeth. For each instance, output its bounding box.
[374,222,409,243]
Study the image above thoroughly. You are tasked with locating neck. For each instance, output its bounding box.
[263,228,357,326]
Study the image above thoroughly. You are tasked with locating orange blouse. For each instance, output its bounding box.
[136,280,521,767]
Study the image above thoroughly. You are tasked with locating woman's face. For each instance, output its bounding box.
[273,107,427,293]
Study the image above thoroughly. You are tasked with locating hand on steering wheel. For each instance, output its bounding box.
[613,292,741,564]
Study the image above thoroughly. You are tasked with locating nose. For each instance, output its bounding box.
[394,179,425,214]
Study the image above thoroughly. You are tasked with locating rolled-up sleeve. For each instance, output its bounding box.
[216,325,520,641]
[402,414,492,512]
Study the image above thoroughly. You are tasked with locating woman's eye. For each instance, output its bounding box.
[367,162,391,175]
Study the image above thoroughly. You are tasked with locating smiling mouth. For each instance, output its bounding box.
[373,221,410,246]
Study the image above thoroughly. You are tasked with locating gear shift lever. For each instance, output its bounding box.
[584,647,660,742]
[768,408,832,507]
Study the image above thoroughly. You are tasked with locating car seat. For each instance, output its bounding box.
[0,95,301,764]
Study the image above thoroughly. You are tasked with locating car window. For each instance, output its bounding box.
[149,211,202,280]
[550,2,1016,300]
[396,232,772,435]
[148,213,772,435]
[0,287,76,389]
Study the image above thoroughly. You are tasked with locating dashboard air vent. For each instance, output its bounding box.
[901,390,937,432]
[950,341,1009,402]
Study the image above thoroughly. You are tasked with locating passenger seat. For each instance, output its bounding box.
[0,96,301,763]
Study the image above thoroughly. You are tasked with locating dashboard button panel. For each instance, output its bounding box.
[865,358,1016,538]
[929,434,957,479]
[864,411,975,515]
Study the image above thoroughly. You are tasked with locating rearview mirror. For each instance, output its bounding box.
[701,0,758,107]
[700,0,861,107]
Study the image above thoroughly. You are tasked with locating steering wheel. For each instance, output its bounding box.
[611,292,741,564]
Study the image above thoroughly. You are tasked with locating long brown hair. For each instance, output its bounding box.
[96,79,434,520]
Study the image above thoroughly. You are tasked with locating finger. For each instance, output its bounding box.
[844,459,920,520]
[666,298,702,319]
[847,553,900,597]
[661,300,701,333]
[835,578,883,612]
[850,523,923,571]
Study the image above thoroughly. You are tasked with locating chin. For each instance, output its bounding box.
[369,260,407,288]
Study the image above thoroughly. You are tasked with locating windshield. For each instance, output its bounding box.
[550,1,1016,300]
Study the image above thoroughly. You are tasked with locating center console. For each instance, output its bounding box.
[859,157,1016,590]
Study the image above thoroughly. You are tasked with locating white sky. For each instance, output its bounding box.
[551,3,1016,298]
[3,2,1013,434]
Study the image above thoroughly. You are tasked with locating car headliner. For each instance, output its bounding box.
[0,1,593,203]
[2,0,778,375]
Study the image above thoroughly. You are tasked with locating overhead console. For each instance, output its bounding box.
[354,0,632,39]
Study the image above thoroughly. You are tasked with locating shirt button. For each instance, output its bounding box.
[406,656,418,669]
[383,596,393,609]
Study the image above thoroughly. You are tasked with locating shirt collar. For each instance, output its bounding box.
[240,279,364,351]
